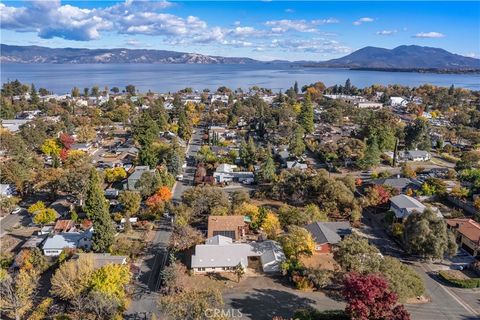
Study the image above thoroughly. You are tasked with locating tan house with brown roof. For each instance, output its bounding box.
[447,218,480,257]
[207,215,248,241]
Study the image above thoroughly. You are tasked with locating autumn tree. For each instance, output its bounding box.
[280,226,315,260]
[135,171,162,198]
[159,288,225,320]
[182,186,229,217]
[0,269,39,320]
[89,264,132,306]
[261,212,281,239]
[104,167,127,184]
[40,138,61,157]
[50,253,95,306]
[170,225,205,251]
[343,273,411,320]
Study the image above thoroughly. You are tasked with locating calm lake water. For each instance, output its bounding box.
[1,63,479,93]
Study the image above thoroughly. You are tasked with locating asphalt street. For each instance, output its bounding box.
[361,210,479,320]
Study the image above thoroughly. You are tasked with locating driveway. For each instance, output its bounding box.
[223,275,344,320]
[0,208,30,238]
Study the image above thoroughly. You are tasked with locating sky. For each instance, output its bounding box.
[1,1,479,61]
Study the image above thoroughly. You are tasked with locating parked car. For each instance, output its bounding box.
[11,207,22,214]
[176,174,184,181]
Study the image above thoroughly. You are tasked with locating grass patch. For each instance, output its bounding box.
[438,270,480,288]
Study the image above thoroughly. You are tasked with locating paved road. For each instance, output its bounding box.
[126,129,203,319]
[361,210,479,320]
[126,218,172,319]
[0,209,29,238]
[172,128,203,202]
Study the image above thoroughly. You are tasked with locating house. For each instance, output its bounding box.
[366,176,420,193]
[191,235,285,274]
[0,184,15,197]
[126,166,155,190]
[1,119,32,132]
[207,215,248,241]
[305,222,352,253]
[403,150,431,162]
[53,220,75,233]
[447,219,480,257]
[389,195,441,220]
[71,143,93,153]
[286,161,308,170]
[42,229,93,256]
[73,253,128,269]
[213,163,254,184]
[389,97,408,107]
[357,101,383,109]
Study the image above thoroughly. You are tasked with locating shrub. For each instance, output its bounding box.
[438,270,480,288]
[293,309,349,320]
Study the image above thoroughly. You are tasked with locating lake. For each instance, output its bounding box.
[1,63,479,93]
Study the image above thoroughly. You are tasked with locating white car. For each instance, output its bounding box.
[11,207,22,214]
[176,174,184,181]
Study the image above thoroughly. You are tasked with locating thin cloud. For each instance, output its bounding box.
[376,30,397,36]
[413,31,445,38]
[353,17,374,26]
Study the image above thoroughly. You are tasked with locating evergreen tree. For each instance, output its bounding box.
[138,144,158,168]
[289,125,306,158]
[299,94,315,134]
[404,118,431,151]
[85,169,115,252]
[258,152,277,183]
[294,81,299,94]
[360,138,381,169]
[30,84,39,105]
[177,110,192,141]
[344,78,352,94]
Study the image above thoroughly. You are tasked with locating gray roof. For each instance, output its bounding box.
[407,150,430,158]
[390,195,425,210]
[74,253,128,268]
[128,166,152,181]
[305,221,352,245]
[191,236,285,272]
[43,233,84,250]
[369,177,418,190]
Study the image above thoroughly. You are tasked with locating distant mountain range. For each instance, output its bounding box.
[1,44,479,71]
[314,45,480,71]
[0,44,257,64]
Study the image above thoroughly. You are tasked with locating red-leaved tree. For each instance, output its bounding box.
[59,133,75,150]
[343,273,410,320]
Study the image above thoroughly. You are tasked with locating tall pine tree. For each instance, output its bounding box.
[84,169,115,252]
[299,93,315,134]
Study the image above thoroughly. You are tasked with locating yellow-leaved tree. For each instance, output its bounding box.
[89,264,132,305]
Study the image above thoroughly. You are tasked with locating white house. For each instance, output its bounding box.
[42,229,93,256]
[357,101,383,109]
[286,161,308,170]
[213,163,254,183]
[389,97,408,107]
[406,150,431,162]
[191,235,285,274]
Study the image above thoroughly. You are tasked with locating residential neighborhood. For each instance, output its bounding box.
[1,78,479,320]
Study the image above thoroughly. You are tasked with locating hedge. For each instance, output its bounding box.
[293,309,349,320]
[438,270,480,288]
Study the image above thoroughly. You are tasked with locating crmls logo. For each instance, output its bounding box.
[205,308,243,318]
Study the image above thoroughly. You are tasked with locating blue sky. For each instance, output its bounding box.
[1,1,479,61]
